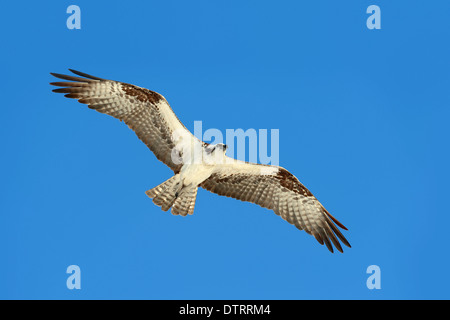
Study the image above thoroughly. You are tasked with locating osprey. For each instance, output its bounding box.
[50,69,351,253]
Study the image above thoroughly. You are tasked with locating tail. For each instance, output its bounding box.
[145,176,198,216]
[171,187,198,216]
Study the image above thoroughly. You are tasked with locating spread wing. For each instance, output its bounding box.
[201,159,351,253]
[50,69,195,174]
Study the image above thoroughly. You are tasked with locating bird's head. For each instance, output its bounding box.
[206,143,228,155]
[217,143,228,153]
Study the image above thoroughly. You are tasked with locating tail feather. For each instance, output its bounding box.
[145,176,198,215]
[145,175,178,198]
[172,188,198,216]
[153,192,176,211]
[146,176,181,212]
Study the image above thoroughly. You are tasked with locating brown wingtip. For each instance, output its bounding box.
[323,208,348,230]
[68,69,105,80]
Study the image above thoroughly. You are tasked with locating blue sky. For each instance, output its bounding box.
[1,1,450,299]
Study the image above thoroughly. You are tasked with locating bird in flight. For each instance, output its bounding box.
[50,69,351,253]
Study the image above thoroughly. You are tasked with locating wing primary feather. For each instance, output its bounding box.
[323,223,343,253]
[52,88,81,93]
[319,228,334,253]
[50,81,88,87]
[50,72,94,83]
[323,208,348,230]
[68,69,105,80]
[323,214,351,248]
[313,232,324,245]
